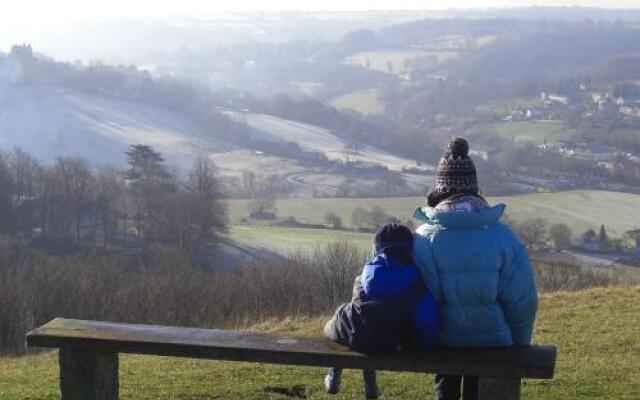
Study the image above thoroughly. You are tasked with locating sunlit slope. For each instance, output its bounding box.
[2,286,638,399]
[228,190,640,237]
[0,86,233,166]
[227,225,371,255]
[223,111,432,172]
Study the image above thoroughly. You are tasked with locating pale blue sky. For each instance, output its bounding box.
[1,0,638,46]
[3,0,640,25]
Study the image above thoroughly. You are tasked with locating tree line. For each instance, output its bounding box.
[0,145,227,261]
[0,236,622,355]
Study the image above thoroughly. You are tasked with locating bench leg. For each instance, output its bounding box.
[59,348,119,400]
[476,377,520,400]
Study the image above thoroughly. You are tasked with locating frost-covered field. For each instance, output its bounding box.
[223,111,431,172]
[0,86,429,196]
[0,86,232,167]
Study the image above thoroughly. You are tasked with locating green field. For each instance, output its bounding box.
[228,225,371,254]
[2,286,638,399]
[228,190,640,238]
[330,88,385,116]
[469,121,575,144]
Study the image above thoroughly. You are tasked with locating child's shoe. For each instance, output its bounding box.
[324,367,342,394]
[362,369,380,399]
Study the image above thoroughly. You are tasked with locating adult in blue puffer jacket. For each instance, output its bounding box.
[413,137,538,400]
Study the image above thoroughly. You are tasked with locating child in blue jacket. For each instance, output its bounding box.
[323,223,439,399]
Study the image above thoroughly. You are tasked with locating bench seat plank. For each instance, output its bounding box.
[27,318,556,379]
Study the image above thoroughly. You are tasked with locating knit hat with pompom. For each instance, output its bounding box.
[427,137,479,207]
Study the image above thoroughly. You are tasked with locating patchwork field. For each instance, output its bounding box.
[330,88,385,116]
[345,49,436,75]
[227,225,371,255]
[228,190,640,238]
[469,121,575,144]
[345,34,497,77]
[2,286,638,399]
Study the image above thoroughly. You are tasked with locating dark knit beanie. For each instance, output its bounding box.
[374,223,413,255]
[427,137,478,207]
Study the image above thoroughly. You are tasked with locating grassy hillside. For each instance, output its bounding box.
[0,86,232,167]
[228,190,640,237]
[330,88,385,116]
[222,111,424,172]
[468,121,575,143]
[228,226,371,254]
[2,286,638,399]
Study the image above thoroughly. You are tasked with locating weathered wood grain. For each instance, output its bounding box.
[60,348,118,400]
[27,318,556,379]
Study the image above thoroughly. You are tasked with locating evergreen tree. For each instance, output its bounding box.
[599,224,608,244]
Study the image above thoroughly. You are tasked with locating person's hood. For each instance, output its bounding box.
[413,203,506,228]
[368,253,413,269]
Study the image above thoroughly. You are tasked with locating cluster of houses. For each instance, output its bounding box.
[581,228,640,253]
[537,141,640,177]
[505,87,640,123]
[623,229,640,252]
[538,140,618,163]
[503,92,571,122]
[590,92,640,119]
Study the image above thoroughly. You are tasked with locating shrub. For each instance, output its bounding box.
[0,239,627,356]
[0,242,365,355]
[323,213,343,229]
[533,261,623,292]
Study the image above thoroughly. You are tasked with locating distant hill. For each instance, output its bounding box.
[0,85,233,167]
[0,83,427,196]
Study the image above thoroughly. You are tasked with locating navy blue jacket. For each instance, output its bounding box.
[326,253,439,351]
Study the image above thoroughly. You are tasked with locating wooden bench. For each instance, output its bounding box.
[26,318,556,400]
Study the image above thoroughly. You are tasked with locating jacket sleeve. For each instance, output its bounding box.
[498,241,538,345]
[412,232,442,302]
[414,290,439,347]
[351,275,364,302]
[361,257,418,299]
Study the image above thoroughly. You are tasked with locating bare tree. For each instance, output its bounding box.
[0,153,15,234]
[351,207,369,231]
[323,212,343,229]
[369,206,390,231]
[8,149,41,238]
[187,156,228,240]
[549,224,573,251]
[189,156,219,200]
[247,198,277,219]
[54,157,93,240]
[95,167,125,247]
[516,218,548,249]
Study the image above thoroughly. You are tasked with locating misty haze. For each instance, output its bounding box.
[1,2,639,399]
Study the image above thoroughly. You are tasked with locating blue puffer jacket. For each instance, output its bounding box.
[361,254,439,348]
[412,204,538,347]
